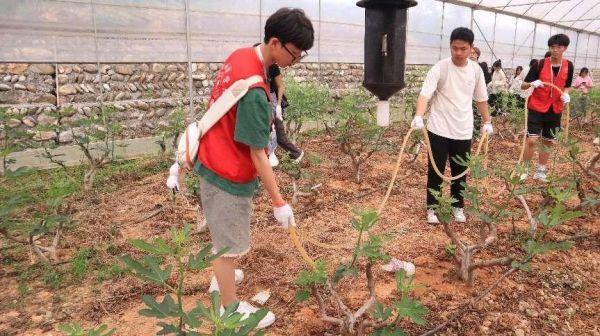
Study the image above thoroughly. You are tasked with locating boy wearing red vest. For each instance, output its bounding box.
[521,34,574,182]
[195,8,313,328]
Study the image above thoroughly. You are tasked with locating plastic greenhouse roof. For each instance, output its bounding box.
[439,0,600,36]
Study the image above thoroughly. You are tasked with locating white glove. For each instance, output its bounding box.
[166,163,180,192]
[273,203,295,229]
[275,104,283,121]
[482,123,494,135]
[531,80,544,88]
[411,116,424,130]
[561,92,570,103]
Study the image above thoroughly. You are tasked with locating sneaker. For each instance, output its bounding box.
[533,167,548,182]
[224,301,276,329]
[293,151,304,164]
[208,269,245,293]
[426,209,440,224]
[268,152,279,167]
[452,207,466,223]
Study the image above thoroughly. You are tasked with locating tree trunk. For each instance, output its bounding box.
[458,248,473,284]
[84,167,97,190]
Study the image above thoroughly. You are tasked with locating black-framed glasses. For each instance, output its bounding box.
[282,43,308,63]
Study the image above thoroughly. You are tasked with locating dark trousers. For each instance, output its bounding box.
[426,131,471,208]
[273,117,302,159]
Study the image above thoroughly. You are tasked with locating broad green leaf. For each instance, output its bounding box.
[129,238,172,256]
[119,255,172,285]
[139,295,180,318]
[394,296,428,326]
[156,322,180,335]
[332,264,358,283]
[369,302,393,321]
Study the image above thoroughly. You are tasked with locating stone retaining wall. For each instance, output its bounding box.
[0,61,466,145]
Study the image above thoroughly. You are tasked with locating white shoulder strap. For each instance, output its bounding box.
[197,75,264,137]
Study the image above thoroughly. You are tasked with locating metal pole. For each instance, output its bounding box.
[470,8,474,31]
[184,0,194,116]
[511,18,519,67]
[439,2,445,61]
[91,0,104,105]
[530,22,537,60]
[491,13,497,61]
[573,32,579,69]
[318,0,322,80]
[595,37,599,69]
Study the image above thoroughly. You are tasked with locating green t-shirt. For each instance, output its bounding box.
[194,88,272,197]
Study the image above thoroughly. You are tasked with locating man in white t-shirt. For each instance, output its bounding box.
[411,27,493,224]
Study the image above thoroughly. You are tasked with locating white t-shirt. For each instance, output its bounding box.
[420,57,488,140]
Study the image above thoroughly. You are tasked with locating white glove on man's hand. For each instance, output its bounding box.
[482,123,494,135]
[166,163,180,192]
[275,104,283,121]
[561,92,570,103]
[273,203,295,229]
[411,116,424,130]
[531,80,544,88]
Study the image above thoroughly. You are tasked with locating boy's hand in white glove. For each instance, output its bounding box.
[482,123,494,135]
[531,80,544,88]
[561,92,570,103]
[273,203,295,229]
[411,116,424,130]
[275,104,283,121]
[166,163,180,192]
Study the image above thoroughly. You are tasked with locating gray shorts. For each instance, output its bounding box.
[199,177,252,257]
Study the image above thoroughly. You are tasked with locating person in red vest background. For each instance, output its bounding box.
[195,8,314,328]
[521,34,574,182]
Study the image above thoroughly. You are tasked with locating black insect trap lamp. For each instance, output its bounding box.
[356,0,417,126]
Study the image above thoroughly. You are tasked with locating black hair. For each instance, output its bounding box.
[579,67,589,76]
[529,59,538,67]
[547,34,570,47]
[492,59,502,74]
[264,8,314,51]
[450,27,474,45]
[544,51,551,58]
[514,66,523,78]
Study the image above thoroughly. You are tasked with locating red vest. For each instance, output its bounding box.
[198,47,270,183]
[527,57,569,114]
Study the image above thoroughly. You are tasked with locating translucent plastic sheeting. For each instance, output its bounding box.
[463,0,600,35]
[0,0,598,67]
[407,0,443,64]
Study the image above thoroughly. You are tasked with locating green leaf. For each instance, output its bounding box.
[119,255,172,285]
[524,240,573,256]
[129,238,172,256]
[139,295,180,318]
[294,289,311,302]
[332,264,358,283]
[369,302,393,321]
[511,260,531,272]
[372,326,409,336]
[156,322,180,335]
[59,323,115,336]
[188,245,229,270]
[394,296,428,326]
[294,260,328,287]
